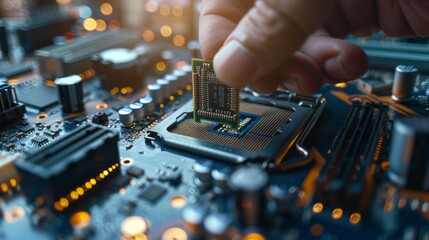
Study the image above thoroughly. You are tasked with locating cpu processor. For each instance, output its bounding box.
[147,90,325,164]
[192,58,240,128]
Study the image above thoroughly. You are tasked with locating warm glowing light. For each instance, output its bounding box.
[64,31,74,41]
[56,0,71,4]
[7,79,19,85]
[60,198,69,208]
[335,82,347,88]
[178,90,184,96]
[99,173,105,179]
[110,87,119,95]
[172,6,183,16]
[162,227,188,240]
[103,170,109,176]
[160,25,172,37]
[350,213,361,224]
[54,202,63,211]
[156,61,167,71]
[142,29,155,42]
[120,188,126,195]
[160,104,165,109]
[310,223,324,237]
[76,187,84,196]
[144,0,158,13]
[312,203,323,213]
[109,20,121,30]
[85,182,92,189]
[170,195,187,208]
[186,85,192,91]
[96,19,107,31]
[169,96,175,101]
[9,178,17,188]
[83,18,97,31]
[243,233,265,240]
[332,208,343,219]
[1,183,8,192]
[120,87,134,94]
[70,191,79,200]
[121,216,148,237]
[90,178,97,185]
[96,102,108,109]
[159,4,171,16]
[70,211,91,229]
[100,3,113,15]
[108,167,113,172]
[173,34,186,47]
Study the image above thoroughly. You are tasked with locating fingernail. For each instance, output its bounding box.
[213,40,257,87]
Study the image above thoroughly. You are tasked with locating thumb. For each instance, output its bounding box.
[213,0,337,88]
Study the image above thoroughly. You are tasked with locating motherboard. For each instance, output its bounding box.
[0,1,429,240]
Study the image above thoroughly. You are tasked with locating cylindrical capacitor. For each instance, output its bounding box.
[148,84,162,106]
[139,96,154,116]
[92,111,109,125]
[392,65,418,102]
[203,213,232,239]
[156,78,171,100]
[165,74,179,95]
[55,75,84,113]
[182,205,206,235]
[118,107,134,127]
[173,70,187,91]
[182,65,192,85]
[193,161,212,188]
[229,165,268,226]
[212,167,231,194]
[388,116,429,190]
[129,102,144,122]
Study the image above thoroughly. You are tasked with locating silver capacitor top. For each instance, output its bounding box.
[156,78,171,100]
[388,116,429,190]
[165,74,179,94]
[148,84,163,105]
[118,107,134,127]
[392,65,418,102]
[139,96,154,115]
[129,102,144,122]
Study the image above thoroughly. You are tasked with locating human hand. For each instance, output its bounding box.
[199,0,429,94]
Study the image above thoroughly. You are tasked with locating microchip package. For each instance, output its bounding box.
[192,58,240,128]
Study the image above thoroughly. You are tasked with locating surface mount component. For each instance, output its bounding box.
[147,90,325,164]
[192,59,240,128]
[0,83,26,127]
[388,116,429,190]
[14,124,120,212]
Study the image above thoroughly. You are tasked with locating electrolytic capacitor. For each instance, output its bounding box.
[182,205,206,235]
[173,69,187,90]
[203,213,232,238]
[148,84,162,106]
[139,96,154,115]
[156,78,170,100]
[165,74,179,94]
[388,116,429,190]
[229,165,268,226]
[193,161,212,188]
[55,75,84,113]
[392,65,418,102]
[212,168,231,194]
[129,102,144,122]
[118,107,134,127]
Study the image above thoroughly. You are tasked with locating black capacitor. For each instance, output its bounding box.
[55,75,84,113]
[391,65,418,102]
[388,116,429,190]
[229,165,268,226]
[92,112,109,126]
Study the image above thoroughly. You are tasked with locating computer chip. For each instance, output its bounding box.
[192,58,240,128]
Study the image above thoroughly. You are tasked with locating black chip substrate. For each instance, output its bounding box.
[139,184,167,203]
[192,59,240,128]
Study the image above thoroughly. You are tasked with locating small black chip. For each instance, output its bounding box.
[139,184,167,203]
[31,136,49,146]
[111,175,132,190]
[126,166,145,178]
[19,125,34,133]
